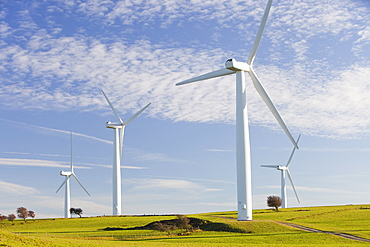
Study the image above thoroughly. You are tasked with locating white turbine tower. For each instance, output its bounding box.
[56,132,90,218]
[261,134,301,208]
[175,0,298,221]
[101,89,151,216]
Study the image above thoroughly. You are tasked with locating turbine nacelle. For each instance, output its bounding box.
[278,166,288,171]
[106,121,123,129]
[225,58,250,72]
[60,171,72,176]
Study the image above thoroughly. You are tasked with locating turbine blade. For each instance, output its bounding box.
[247,0,273,65]
[286,134,301,168]
[176,68,236,86]
[70,131,73,172]
[72,174,91,196]
[249,68,298,149]
[261,164,279,168]
[122,103,151,126]
[286,169,300,203]
[101,89,123,124]
[119,127,125,159]
[55,180,66,194]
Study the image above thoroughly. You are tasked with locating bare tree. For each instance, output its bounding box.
[17,207,28,222]
[8,214,16,224]
[267,195,282,212]
[28,210,36,221]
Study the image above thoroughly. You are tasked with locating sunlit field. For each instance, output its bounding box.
[1,204,369,246]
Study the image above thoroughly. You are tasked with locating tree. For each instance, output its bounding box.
[0,214,7,225]
[28,210,36,221]
[267,195,282,212]
[8,214,16,223]
[175,215,191,232]
[74,208,83,218]
[17,207,28,222]
[70,208,83,218]
[69,207,75,216]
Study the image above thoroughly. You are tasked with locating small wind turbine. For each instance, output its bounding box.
[261,134,301,208]
[56,132,90,218]
[101,89,151,216]
[175,0,298,221]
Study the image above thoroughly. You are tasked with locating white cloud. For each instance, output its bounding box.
[0,158,89,169]
[199,202,234,207]
[204,188,223,192]
[126,147,187,163]
[1,0,370,140]
[0,118,112,144]
[121,165,147,170]
[126,178,202,191]
[0,180,40,195]
[261,185,360,195]
[206,149,234,152]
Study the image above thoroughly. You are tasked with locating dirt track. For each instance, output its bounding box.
[278,221,370,243]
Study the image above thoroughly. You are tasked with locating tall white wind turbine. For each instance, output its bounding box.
[261,134,301,208]
[101,89,151,216]
[56,132,90,218]
[175,0,298,221]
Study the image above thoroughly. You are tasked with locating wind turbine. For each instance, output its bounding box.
[261,134,301,208]
[56,132,90,218]
[175,0,298,221]
[101,89,151,216]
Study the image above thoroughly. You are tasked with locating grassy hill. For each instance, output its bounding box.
[1,204,369,246]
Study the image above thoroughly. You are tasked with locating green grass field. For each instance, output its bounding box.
[1,204,369,246]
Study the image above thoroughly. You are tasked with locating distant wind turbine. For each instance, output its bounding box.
[175,0,298,221]
[261,134,301,208]
[56,132,90,218]
[101,89,151,216]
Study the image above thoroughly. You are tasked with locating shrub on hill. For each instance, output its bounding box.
[144,215,210,232]
[267,196,282,211]
[8,214,16,223]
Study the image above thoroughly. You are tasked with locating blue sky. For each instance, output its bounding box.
[1,0,370,218]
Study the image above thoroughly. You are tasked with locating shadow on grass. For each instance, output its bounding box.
[200,222,250,233]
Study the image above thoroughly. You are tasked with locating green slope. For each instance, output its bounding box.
[1,204,369,246]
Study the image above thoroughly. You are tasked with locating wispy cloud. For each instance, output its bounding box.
[0,180,40,195]
[126,178,203,191]
[0,158,90,169]
[199,202,234,207]
[0,118,112,144]
[1,0,370,140]
[4,151,69,158]
[124,177,227,194]
[206,149,234,152]
[125,147,187,163]
[143,175,234,184]
[122,165,148,170]
[261,185,359,195]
